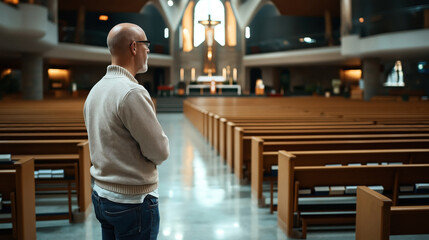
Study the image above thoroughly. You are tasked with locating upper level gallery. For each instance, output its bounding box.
[244,1,429,67]
[0,0,428,67]
[0,0,173,66]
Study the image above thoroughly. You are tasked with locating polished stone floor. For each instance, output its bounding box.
[3,113,428,239]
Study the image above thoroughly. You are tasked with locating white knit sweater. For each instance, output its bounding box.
[84,65,169,195]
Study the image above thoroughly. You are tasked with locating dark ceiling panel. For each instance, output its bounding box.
[58,0,339,16]
[58,0,150,13]
[271,0,340,17]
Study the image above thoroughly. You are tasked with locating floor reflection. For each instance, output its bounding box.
[157,113,290,240]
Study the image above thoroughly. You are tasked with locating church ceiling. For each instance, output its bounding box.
[58,0,150,12]
[271,0,340,17]
[58,0,340,16]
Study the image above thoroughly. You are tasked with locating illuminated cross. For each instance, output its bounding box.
[198,15,220,74]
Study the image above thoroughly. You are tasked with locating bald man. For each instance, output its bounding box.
[84,23,169,240]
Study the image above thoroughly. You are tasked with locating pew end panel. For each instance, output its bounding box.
[208,112,214,145]
[219,118,227,162]
[203,110,208,139]
[78,141,92,214]
[183,100,205,134]
[226,122,236,170]
[357,186,429,240]
[213,115,220,153]
[251,137,264,201]
[0,157,36,240]
[277,150,298,238]
[234,127,245,182]
[356,186,393,240]
[14,157,36,240]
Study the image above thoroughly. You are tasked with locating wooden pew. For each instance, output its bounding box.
[183,96,429,143]
[356,186,429,240]
[276,150,429,238]
[0,140,91,222]
[212,115,350,152]
[182,98,206,134]
[0,156,36,240]
[0,123,85,128]
[251,138,429,209]
[218,120,374,160]
[0,116,84,124]
[0,132,88,140]
[233,125,429,171]
[0,126,87,133]
[233,126,429,181]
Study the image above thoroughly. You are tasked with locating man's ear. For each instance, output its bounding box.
[130,41,137,55]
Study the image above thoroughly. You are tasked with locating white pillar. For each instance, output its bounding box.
[48,0,58,23]
[22,53,44,100]
[340,0,352,37]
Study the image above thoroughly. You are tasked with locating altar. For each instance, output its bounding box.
[197,76,225,83]
[186,84,241,95]
[179,14,241,96]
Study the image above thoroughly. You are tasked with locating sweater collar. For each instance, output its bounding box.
[106,65,138,84]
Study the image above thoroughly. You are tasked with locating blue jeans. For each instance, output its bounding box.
[92,191,160,240]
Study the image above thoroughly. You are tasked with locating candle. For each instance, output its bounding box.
[191,68,195,81]
[222,68,226,80]
[180,68,184,82]
[233,68,237,81]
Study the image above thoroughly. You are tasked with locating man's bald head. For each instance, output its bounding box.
[107,23,145,56]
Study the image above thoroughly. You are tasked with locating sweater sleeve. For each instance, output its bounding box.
[118,87,170,165]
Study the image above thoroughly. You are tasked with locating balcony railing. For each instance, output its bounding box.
[58,26,170,55]
[352,4,429,37]
[246,30,340,55]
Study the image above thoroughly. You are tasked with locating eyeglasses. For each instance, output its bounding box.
[131,40,150,48]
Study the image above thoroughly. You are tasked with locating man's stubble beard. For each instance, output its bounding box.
[137,58,149,74]
[138,64,148,74]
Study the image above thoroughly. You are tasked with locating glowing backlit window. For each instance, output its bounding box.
[194,0,225,47]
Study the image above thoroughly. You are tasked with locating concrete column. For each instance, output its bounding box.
[362,58,380,101]
[22,53,44,100]
[340,0,352,36]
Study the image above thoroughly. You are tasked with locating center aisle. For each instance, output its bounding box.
[156,113,354,240]
[157,113,285,240]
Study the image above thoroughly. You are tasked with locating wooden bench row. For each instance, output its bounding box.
[277,150,429,238]
[251,138,429,211]
[184,97,429,140]
[233,126,429,181]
